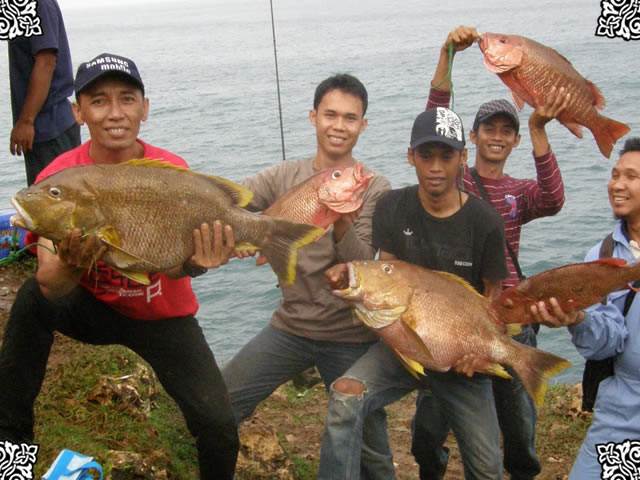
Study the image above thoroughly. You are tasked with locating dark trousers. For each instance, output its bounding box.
[0,277,239,479]
[24,123,81,185]
[411,326,541,480]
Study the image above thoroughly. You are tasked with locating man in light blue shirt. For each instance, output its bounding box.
[532,136,640,479]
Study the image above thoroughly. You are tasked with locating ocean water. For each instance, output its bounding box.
[1,0,638,383]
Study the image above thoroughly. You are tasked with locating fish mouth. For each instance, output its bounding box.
[332,263,363,300]
[10,198,33,230]
[479,32,488,52]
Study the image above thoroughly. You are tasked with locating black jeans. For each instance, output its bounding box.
[24,123,81,185]
[0,277,239,479]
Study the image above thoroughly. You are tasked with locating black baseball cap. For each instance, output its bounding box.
[410,107,465,151]
[74,53,144,96]
[472,99,519,133]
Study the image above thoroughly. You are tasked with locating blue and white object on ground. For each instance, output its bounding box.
[42,449,103,480]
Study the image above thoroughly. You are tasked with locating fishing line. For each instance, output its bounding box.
[269,0,286,161]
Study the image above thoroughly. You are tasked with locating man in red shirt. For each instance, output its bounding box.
[0,53,238,479]
[413,27,568,480]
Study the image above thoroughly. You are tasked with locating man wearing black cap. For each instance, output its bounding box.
[318,106,508,479]
[412,26,569,480]
[0,53,239,479]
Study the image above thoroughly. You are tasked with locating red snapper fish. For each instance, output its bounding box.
[479,32,629,158]
[492,258,640,325]
[264,162,374,229]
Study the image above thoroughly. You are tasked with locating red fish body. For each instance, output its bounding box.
[479,32,629,158]
[492,258,640,324]
[264,162,373,229]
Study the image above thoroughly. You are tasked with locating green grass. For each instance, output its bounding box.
[33,343,197,479]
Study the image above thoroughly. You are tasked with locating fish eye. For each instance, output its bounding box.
[499,38,507,43]
[332,170,342,180]
[382,264,393,274]
[49,187,61,197]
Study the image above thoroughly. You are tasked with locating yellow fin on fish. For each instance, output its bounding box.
[506,324,523,337]
[483,363,513,380]
[114,269,151,286]
[97,226,159,267]
[97,226,161,273]
[433,271,485,299]
[394,350,425,379]
[234,242,260,255]
[122,158,253,207]
[260,219,324,285]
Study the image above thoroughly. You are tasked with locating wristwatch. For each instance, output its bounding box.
[182,260,208,278]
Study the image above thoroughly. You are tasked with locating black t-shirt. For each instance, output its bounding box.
[373,185,508,294]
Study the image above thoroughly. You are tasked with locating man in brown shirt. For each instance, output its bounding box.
[221,74,393,477]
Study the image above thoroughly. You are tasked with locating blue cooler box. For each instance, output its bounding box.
[0,210,27,259]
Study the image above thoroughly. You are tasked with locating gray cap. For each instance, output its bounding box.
[472,99,519,133]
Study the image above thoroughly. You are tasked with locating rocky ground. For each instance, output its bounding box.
[0,261,591,479]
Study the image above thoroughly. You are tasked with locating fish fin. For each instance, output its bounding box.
[482,363,513,380]
[114,269,151,286]
[123,158,189,171]
[260,219,324,285]
[96,225,122,247]
[204,176,254,207]
[433,271,485,299]
[397,316,438,366]
[506,324,523,336]
[586,80,606,110]
[510,342,571,408]
[511,92,525,110]
[234,242,260,254]
[593,114,631,159]
[122,158,253,207]
[593,257,628,267]
[97,226,160,270]
[560,120,584,139]
[393,350,425,379]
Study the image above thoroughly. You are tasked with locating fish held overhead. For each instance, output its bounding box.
[478,32,629,158]
[10,159,324,285]
[492,257,640,325]
[329,260,571,407]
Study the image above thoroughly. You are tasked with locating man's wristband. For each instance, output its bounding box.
[182,260,208,278]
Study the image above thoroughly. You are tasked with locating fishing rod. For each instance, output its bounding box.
[269,0,286,162]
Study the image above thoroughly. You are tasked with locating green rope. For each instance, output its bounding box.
[0,243,32,267]
[431,43,455,110]
[0,241,57,267]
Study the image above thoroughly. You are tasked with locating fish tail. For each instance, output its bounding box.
[509,343,571,408]
[261,219,324,285]
[593,114,631,158]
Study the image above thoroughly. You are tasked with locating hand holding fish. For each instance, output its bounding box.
[56,228,107,270]
[187,221,236,270]
[453,353,493,378]
[529,86,571,128]
[529,297,585,328]
[325,263,349,290]
[442,25,480,55]
[528,86,571,156]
